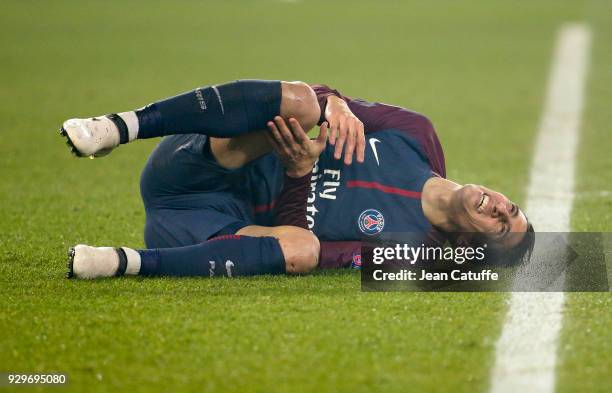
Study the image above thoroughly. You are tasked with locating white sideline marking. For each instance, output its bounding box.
[489,24,591,393]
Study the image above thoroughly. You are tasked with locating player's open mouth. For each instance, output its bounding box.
[477,193,490,213]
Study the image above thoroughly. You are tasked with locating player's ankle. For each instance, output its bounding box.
[120,247,141,275]
[67,245,141,279]
[107,112,139,144]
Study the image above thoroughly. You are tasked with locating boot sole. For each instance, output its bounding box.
[66,247,75,279]
[59,127,85,157]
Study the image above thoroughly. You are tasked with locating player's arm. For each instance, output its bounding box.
[265,117,327,228]
[310,84,365,165]
[311,82,435,167]
[311,84,446,178]
[265,116,364,269]
[312,83,427,135]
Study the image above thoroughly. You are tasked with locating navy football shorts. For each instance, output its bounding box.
[140,134,257,248]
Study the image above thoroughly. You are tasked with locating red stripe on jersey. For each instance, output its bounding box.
[253,200,277,213]
[347,180,421,199]
[209,234,242,241]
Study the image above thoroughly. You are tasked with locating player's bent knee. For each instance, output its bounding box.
[281,81,320,131]
[285,237,319,274]
[277,227,320,274]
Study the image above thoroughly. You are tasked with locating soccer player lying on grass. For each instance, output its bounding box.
[60,80,534,279]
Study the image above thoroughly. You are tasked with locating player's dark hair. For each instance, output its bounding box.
[484,219,535,266]
[441,216,536,266]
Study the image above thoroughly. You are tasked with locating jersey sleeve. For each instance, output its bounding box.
[319,241,361,269]
[273,172,311,229]
[310,84,446,178]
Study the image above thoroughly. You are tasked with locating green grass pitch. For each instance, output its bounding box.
[0,1,610,392]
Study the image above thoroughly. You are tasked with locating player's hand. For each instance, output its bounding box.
[325,95,365,165]
[266,116,328,178]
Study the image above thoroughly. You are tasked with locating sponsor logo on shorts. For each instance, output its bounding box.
[358,209,385,235]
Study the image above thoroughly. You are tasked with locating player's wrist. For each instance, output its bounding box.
[285,161,314,178]
[325,96,353,121]
[326,96,346,114]
[284,169,312,181]
[285,167,312,178]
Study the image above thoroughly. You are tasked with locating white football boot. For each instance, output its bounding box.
[66,245,140,279]
[60,116,121,158]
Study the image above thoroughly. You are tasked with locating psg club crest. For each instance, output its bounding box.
[358,209,385,235]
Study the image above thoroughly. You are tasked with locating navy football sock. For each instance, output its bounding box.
[137,235,285,277]
[135,80,281,139]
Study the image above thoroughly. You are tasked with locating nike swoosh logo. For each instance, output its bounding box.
[369,138,381,165]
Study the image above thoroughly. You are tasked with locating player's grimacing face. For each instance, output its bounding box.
[453,184,528,248]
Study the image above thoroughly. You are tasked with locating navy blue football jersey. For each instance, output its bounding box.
[246,90,446,242]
